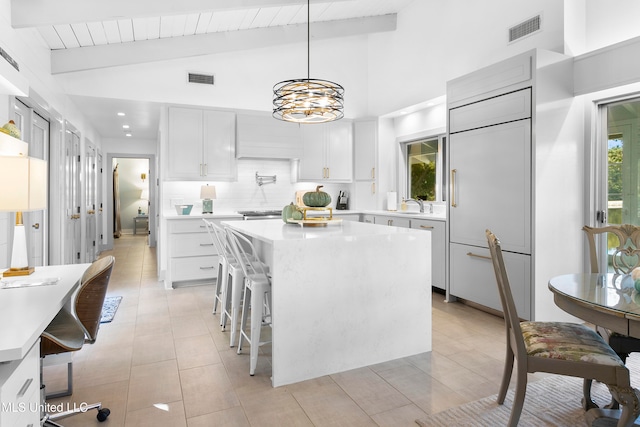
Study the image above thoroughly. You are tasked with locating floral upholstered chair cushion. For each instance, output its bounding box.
[521,322,624,366]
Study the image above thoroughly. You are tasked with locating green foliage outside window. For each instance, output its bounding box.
[410,162,436,200]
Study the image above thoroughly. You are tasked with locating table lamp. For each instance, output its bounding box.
[200,185,216,214]
[0,155,47,276]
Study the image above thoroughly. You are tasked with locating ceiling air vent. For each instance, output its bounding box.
[508,15,541,43]
[188,72,214,85]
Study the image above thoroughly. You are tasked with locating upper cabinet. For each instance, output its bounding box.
[236,113,302,159]
[354,120,377,181]
[299,120,353,182]
[166,106,236,181]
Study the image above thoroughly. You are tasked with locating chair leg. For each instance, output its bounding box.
[229,269,245,348]
[212,260,225,315]
[221,270,234,330]
[249,286,265,376]
[237,282,251,354]
[507,362,527,427]
[582,379,599,410]
[497,346,514,404]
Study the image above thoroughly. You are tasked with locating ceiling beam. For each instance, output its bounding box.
[11,0,352,28]
[51,14,395,74]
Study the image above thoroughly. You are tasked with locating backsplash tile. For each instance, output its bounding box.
[162,158,352,214]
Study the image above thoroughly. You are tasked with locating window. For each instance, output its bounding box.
[403,135,445,202]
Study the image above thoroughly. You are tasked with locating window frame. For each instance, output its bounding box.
[398,132,447,204]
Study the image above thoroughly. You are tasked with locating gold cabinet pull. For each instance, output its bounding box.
[451,169,457,207]
[199,266,215,270]
[326,167,330,178]
[420,225,434,229]
[372,182,375,194]
[371,167,375,179]
[466,252,491,260]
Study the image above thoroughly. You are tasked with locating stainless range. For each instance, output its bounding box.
[237,210,282,220]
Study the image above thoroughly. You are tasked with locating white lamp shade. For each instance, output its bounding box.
[200,185,216,199]
[0,156,47,211]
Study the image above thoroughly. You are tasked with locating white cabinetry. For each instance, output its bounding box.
[167,107,236,180]
[411,218,446,290]
[446,49,579,321]
[166,218,220,287]
[299,121,353,182]
[236,113,302,159]
[354,120,377,210]
[0,341,40,427]
[374,215,411,228]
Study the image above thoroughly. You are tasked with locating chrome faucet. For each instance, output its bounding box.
[405,198,424,213]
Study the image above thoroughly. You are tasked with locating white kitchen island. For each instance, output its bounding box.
[222,219,432,387]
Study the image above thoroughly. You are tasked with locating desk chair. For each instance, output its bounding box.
[41,255,115,426]
[583,224,640,408]
[225,227,272,376]
[486,229,640,427]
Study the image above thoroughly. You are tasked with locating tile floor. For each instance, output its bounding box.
[44,234,539,426]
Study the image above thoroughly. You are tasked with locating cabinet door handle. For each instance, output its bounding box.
[200,243,214,247]
[388,219,393,226]
[466,252,491,261]
[451,169,458,207]
[371,167,375,179]
[326,167,330,179]
[372,182,375,194]
[17,378,33,398]
[420,225,434,229]
[200,266,215,270]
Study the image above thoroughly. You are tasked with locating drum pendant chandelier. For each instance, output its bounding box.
[272,0,344,124]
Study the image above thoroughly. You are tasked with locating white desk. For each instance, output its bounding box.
[222,219,432,387]
[0,264,90,362]
[0,264,89,426]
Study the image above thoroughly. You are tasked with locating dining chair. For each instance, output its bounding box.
[583,224,640,408]
[225,227,272,376]
[41,255,115,426]
[486,229,640,427]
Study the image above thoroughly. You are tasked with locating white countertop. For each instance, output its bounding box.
[222,218,423,244]
[164,212,243,219]
[163,209,445,221]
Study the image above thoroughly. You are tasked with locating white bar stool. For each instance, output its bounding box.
[225,227,272,376]
[204,220,245,345]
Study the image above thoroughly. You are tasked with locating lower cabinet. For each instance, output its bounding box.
[411,219,446,290]
[167,218,224,287]
[0,341,40,427]
[449,242,531,319]
[373,215,411,228]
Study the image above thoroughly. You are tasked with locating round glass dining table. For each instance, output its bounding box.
[548,273,640,338]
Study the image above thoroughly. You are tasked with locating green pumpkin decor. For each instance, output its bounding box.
[303,185,331,207]
[282,203,297,223]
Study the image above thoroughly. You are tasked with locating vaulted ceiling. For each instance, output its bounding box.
[13,0,413,74]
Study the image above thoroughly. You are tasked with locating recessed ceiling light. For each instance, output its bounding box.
[125,133,132,137]
[122,124,130,129]
[117,112,125,116]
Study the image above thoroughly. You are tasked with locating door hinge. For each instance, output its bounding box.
[77,155,80,162]
[76,252,80,260]
[596,210,607,224]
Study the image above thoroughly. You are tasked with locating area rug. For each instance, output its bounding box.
[100,296,122,323]
[416,355,640,426]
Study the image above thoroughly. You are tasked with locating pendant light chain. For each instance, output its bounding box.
[272,0,344,124]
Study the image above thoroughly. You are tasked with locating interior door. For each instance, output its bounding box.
[85,142,97,262]
[96,150,104,253]
[64,126,82,264]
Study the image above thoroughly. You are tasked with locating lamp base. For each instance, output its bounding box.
[202,199,213,214]
[3,266,35,276]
